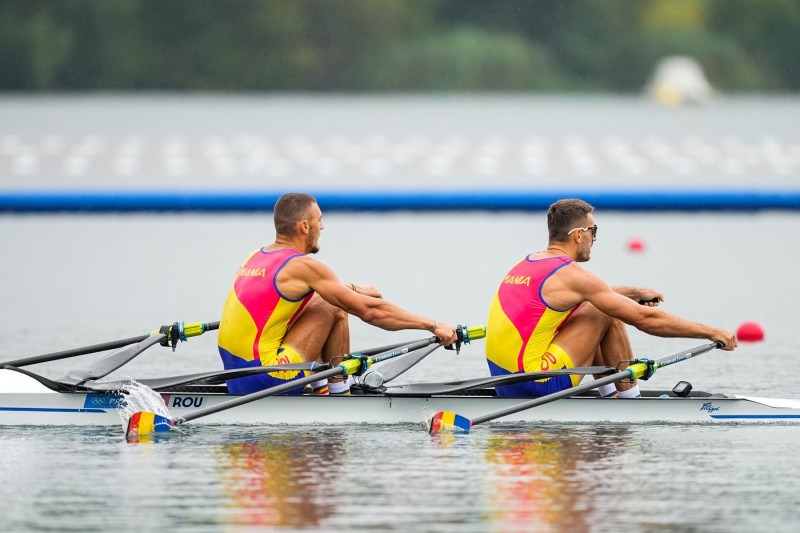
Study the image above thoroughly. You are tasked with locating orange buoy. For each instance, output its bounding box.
[737,321,764,342]
[627,238,645,253]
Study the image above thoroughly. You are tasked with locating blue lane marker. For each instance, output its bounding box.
[2,189,800,213]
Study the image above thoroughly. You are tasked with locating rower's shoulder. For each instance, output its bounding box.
[548,260,603,288]
[283,254,336,278]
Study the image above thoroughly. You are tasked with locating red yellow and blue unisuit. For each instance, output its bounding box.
[486,255,582,397]
[218,248,313,394]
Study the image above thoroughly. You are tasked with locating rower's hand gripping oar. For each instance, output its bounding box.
[0,320,219,368]
[429,341,724,434]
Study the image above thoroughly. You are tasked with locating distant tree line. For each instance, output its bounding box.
[1,0,798,92]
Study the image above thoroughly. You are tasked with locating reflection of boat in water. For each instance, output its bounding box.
[214,431,344,529]
[484,427,631,531]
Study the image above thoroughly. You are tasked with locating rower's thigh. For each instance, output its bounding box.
[551,303,614,367]
[283,294,346,362]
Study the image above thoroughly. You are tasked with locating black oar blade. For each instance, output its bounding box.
[428,411,472,434]
[126,411,174,441]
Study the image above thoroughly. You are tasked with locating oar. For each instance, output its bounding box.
[105,362,331,391]
[0,320,219,368]
[359,324,487,387]
[125,336,442,440]
[91,327,486,392]
[429,341,724,434]
[58,334,166,386]
[385,365,615,396]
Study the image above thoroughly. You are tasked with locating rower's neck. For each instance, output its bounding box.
[272,238,302,253]
[545,245,573,258]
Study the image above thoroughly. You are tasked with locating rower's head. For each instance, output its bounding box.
[547,199,597,262]
[274,193,324,254]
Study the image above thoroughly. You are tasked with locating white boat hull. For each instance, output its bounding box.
[2,389,800,427]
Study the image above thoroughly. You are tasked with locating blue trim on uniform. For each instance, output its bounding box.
[536,258,574,312]
[218,346,306,395]
[486,359,574,398]
[265,250,312,303]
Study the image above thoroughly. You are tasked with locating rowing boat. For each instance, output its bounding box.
[2,367,799,427]
[3,321,799,434]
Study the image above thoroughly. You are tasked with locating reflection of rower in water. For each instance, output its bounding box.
[213,430,346,529]
[484,426,631,531]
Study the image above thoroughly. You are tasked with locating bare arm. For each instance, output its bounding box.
[281,257,457,344]
[554,266,737,350]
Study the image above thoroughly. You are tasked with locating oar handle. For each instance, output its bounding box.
[638,297,661,305]
[182,321,219,338]
[444,324,487,353]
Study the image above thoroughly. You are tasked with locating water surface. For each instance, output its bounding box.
[1,212,799,532]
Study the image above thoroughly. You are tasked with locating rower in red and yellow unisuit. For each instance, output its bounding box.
[486,255,582,397]
[218,248,314,394]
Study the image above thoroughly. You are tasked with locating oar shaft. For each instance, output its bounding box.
[354,339,427,357]
[653,342,721,370]
[470,369,631,425]
[2,320,219,368]
[470,342,721,427]
[2,335,148,367]
[180,365,345,424]
[368,337,437,363]
[177,337,442,425]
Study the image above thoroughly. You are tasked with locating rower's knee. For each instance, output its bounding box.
[575,302,616,329]
[308,293,348,322]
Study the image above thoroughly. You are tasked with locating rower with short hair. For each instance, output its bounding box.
[218,192,457,395]
[486,198,737,398]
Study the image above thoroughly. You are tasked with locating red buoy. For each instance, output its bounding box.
[737,321,764,342]
[627,238,645,253]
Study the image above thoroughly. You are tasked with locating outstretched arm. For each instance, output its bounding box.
[576,272,737,350]
[288,258,458,344]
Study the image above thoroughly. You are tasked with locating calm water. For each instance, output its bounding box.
[2,212,800,532]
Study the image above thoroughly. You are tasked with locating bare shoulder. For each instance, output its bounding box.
[541,261,604,309]
[283,255,339,285]
[557,262,613,297]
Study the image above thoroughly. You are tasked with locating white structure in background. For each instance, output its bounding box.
[646,56,714,106]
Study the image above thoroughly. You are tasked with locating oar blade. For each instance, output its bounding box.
[428,411,472,434]
[126,411,173,440]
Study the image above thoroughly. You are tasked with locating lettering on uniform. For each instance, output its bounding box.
[171,396,205,409]
[503,275,531,287]
[237,267,266,278]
